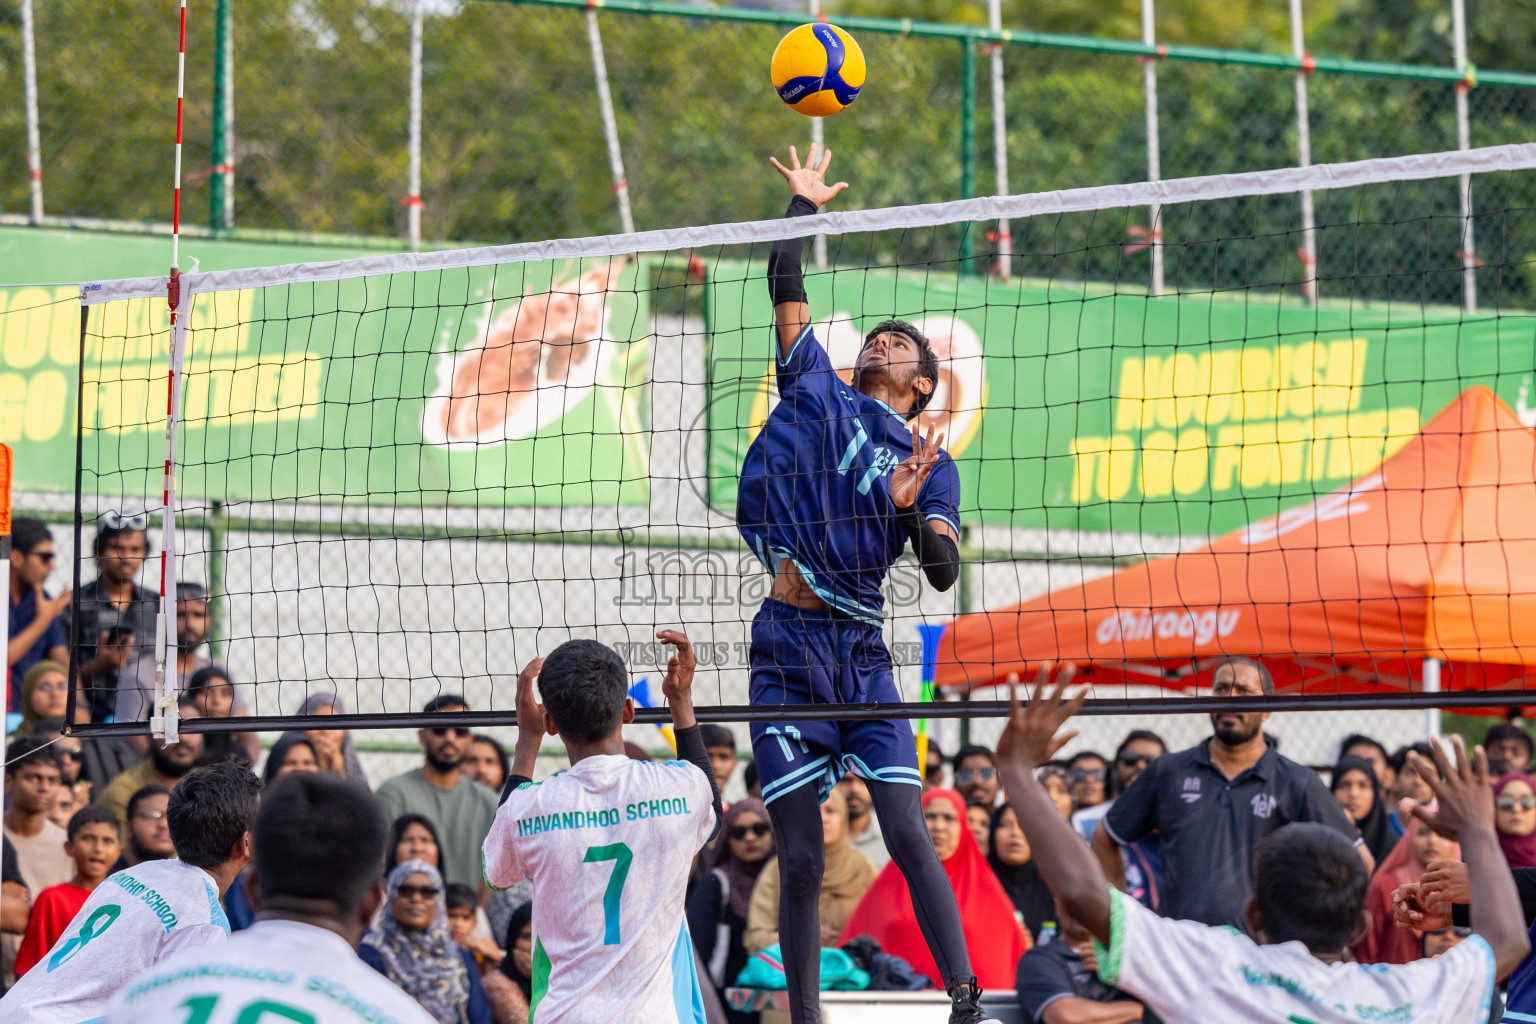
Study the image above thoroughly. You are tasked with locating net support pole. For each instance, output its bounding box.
[152,307,188,745]
[988,0,1011,280]
[1451,0,1476,313]
[210,0,234,231]
[808,0,827,269]
[1423,657,1443,740]
[406,0,424,252]
[20,0,43,224]
[960,36,978,270]
[0,444,11,777]
[1140,0,1163,296]
[586,6,635,235]
[1289,0,1317,305]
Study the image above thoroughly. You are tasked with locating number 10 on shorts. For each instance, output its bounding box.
[583,842,633,945]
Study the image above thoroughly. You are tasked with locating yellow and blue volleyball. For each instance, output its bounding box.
[770,23,866,117]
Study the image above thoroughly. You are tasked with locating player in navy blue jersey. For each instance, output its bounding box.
[736,144,995,1024]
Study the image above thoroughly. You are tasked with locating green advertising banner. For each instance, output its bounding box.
[1,229,651,506]
[706,262,1536,536]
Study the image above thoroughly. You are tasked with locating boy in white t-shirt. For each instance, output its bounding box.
[483,630,721,1024]
[993,672,1530,1024]
[105,771,436,1024]
[0,760,260,1024]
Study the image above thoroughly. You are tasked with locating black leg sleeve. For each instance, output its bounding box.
[865,779,974,989]
[765,784,828,1024]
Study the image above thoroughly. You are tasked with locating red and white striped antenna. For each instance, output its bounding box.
[153,0,190,744]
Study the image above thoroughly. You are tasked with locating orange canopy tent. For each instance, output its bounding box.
[937,387,1536,698]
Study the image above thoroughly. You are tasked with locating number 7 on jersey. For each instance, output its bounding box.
[583,842,634,945]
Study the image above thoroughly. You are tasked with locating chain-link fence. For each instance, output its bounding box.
[5,0,1536,306]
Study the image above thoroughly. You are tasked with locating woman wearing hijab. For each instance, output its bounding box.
[1495,772,1536,868]
[1330,755,1396,868]
[986,803,1055,942]
[297,692,369,784]
[361,860,492,1024]
[1354,819,1459,964]
[839,788,1028,989]
[10,660,67,740]
[500,901,535,1006]
[745,788,875,955]
[262,733,319,784]
[689,798,774,1020]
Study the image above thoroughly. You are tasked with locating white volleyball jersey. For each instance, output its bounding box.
[0,858,231,1024]
[483,754,717,1024]
[103,919,438,1024]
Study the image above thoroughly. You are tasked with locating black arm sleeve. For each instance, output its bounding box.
[675,723,725,841]
[499,774,532,808]
[896,503,960,591]
[766,195,820,307]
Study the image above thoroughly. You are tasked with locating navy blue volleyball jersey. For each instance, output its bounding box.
[736,325,962,625]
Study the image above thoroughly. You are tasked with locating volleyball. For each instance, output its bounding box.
[770,23,866,117]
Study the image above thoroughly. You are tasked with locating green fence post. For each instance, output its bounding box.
[960,36,977,270]
[210,0,233,231]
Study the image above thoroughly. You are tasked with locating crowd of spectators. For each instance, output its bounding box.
[7,514,1536,1022]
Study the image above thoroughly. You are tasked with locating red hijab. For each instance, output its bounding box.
[838,788,1028,989]
[1353,819,1459,965]
[1495,774,1536,868]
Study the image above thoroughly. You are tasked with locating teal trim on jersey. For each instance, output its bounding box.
[765,545,884,626]
[925,512,962,534]
[530,937,552,1021]
[1502,1011,1536,1022]
[760,754,834,803]
[868,395,910,425]
[1468,934,1496,1024]
[840,753,922,786]
[777,325,813,367]
[204,880,230,933]
[672,918,708,1024]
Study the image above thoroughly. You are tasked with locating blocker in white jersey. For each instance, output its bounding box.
[103,918,438,1024]
[485,752,716,1024]
[0,857,232,1024]
[487,632,722,1024]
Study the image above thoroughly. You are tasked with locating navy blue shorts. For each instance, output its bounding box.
[748,598,921,805]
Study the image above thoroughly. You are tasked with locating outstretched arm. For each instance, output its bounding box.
[994,667,1114,945]
[660,630,723,839]
[767,145,847,359]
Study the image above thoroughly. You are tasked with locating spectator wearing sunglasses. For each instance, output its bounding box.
[378,695,499,903]
[953,744,1000,808]
[361,860,492,1024]
[7,518,70,710]
[1496,773,1536,869]
[1072,731,1165,841]
[71,514,157,722]
[1065,751,1109,815]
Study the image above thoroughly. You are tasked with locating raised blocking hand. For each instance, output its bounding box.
[768,144,848,208]
[996,664,1084,776]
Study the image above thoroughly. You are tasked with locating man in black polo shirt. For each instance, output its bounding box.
[71,517,158,722]
[1090,656,1372,927]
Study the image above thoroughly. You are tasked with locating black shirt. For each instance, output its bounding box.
[70,576,159,721]
[1103,735,1360,928]
[1015,939,1159,1024]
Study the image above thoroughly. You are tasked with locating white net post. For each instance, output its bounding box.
[1452,0,1476,313]
[1290,0,1317,305]
[407,0,424,252]
[808,0,827,270]
[20,0,43,224]
[1422,657,1443,739]
[587,8,635,236]
[1141,0,1163,297]
[152,306,189,745]
[988,0,1011,280]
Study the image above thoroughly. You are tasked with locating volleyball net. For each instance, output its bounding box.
[22,142,1536,741]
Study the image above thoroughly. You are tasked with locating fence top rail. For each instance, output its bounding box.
[78,142,1536,304]
[485,0,1536,89]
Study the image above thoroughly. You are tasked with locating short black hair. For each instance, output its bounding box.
[93,523,151,559]
[953,744,995,769]
[167,760,262,869]
[67,803,120,841]
[1486,724,1534,758]
[1389,741,1437,775]
[176,581,209,602]
[1066,750,1108,769]
[424,694,469,714]
[254,772,388,920]
[1252,823,1368,953]
[537,640,629,745]
[743,760,759,792]
[126,784,171,821]
[700,724,736,751]
[862,319,940,417]
[11,518,53,555]
[1339,733,1389,763]
[5,735,61,776]
[444,882,478,913]
[1114,730,1166,760]
[1213,656,1275,695]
